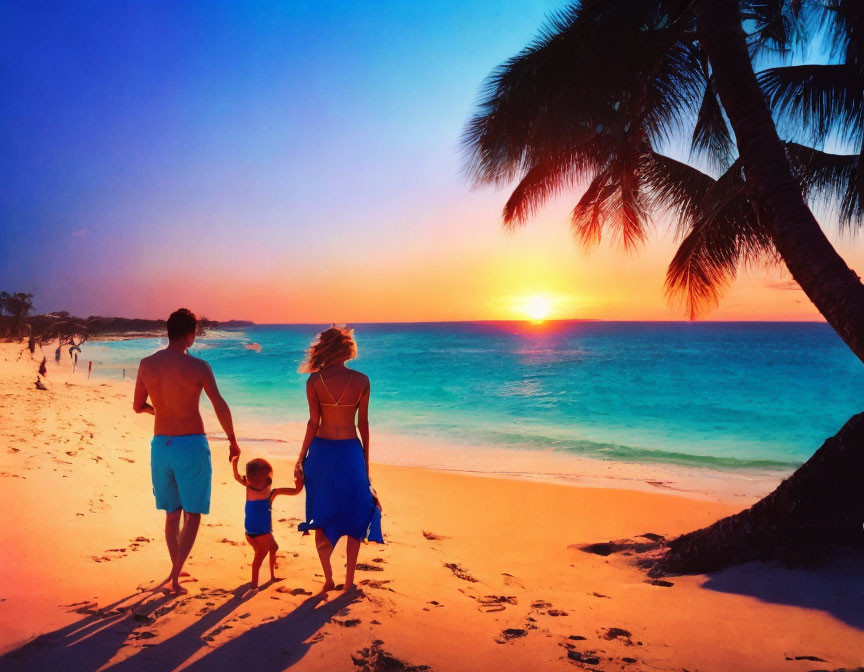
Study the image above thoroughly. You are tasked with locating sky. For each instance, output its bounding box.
[1,1,861,323]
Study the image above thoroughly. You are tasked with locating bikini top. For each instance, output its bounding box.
[317,372,362,407]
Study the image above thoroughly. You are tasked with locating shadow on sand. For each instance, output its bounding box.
[701,554,864,631]
[179,591,359,671]
[0,584,358,672]
[0,590,176,672]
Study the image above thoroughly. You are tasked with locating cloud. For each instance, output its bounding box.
[767,279,800,291]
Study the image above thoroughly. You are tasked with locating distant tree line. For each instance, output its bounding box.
[0,291,225,343]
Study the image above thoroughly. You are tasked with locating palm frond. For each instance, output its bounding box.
[502,156,580,228]
[818,0,864,65]
[641,151,717,232]
[641,152,774,317]
[787,142,864,229]
[758,64,864,145]
[690,76,736,170]
[742,0,806,56]
[463,0,705,246]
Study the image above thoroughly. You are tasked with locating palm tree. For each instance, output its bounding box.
[0,291,35,338]
[464,0,864,573]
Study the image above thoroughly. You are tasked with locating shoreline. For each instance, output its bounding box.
[75,334,790,505]
[1,341,862,671]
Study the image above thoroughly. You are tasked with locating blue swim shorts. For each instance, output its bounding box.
[150,434,212,514]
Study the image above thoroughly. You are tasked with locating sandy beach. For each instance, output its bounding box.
[1,342,862,672]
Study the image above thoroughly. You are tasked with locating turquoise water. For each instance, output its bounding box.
[86,322,863,472]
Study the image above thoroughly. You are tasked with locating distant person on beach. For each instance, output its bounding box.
[54,346,61,364]
[231,456,303,592]
[133,308,241,594]
[27,335,35,354]
[295,326,383,595]
[38,356,47,377]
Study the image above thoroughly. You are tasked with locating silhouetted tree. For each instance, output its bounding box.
[464,0,864,572]
[0,291,35,339]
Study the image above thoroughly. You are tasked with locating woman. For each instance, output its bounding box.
[295,326,383,594]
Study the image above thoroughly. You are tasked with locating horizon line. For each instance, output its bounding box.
[222,317,830,326]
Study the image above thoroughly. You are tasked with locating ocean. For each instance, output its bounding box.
[83,321,862,481]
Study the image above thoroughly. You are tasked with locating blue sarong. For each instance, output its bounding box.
[298,436,383,545]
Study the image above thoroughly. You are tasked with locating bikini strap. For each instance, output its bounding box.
[336,373,354,404]
[317,372,335,404]
[318,371,354,405]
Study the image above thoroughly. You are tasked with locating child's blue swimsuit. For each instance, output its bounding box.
[245,498,272,537]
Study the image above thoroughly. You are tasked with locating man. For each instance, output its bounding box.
[134,308,240,594]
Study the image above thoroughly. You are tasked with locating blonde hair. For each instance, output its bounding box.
[299,326,357,373]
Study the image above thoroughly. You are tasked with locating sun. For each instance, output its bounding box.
[515,295,554,322]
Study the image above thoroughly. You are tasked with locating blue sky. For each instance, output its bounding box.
[0,1,857,322]
[1,1,576,319]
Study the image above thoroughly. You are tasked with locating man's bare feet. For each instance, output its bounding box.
[241,583,260,599]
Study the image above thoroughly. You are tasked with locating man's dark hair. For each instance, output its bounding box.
[167,308,198,340]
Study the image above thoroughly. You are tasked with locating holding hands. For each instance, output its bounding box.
[228,437,241,462]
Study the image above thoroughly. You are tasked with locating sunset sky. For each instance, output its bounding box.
[1,1,861,323]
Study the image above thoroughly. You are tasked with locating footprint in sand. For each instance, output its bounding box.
[352,641,429,671]
[602,627,633,644]
[563,646,602,665]
[355,562,385,572]
[478,595,517,613]
[494,628,528,644]
[203,624,233,642]
[128,536,151,552]
[275,586,313,596]
[501,572,525,589]
[335,618,362,627]
[90,547,128,562]
[422,530,447,541]
[218,537,242,546]
[645,578,673,587]
[443,562,477,582]
[359,579,394,592]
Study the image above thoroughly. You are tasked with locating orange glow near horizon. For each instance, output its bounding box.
[512,294,557,323]
[40,202,864,325]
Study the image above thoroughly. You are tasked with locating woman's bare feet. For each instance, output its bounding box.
[319,580,336,594]
[341,583,362,597]
[163,577,188,595]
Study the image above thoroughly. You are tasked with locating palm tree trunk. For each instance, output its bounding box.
[651,413,864,575]
[694,0,864,362]
[651,0,864,575]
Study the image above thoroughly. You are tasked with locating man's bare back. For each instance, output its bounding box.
[133,307,241,594]
[137,349,211,436]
